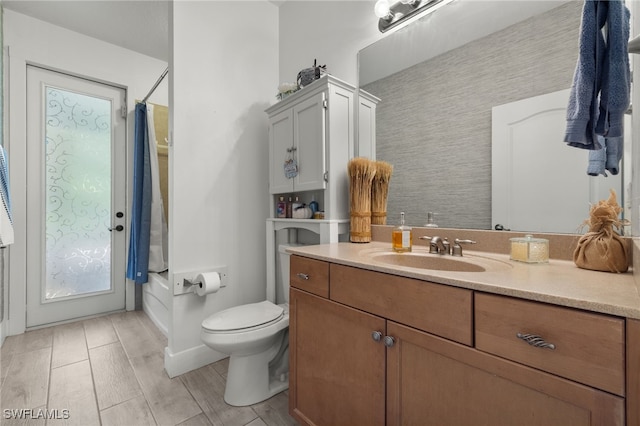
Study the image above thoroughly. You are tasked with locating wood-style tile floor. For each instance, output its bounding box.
[0,311,298,426]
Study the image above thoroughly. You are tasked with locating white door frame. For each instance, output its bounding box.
[6,48,135,335]
[25,65,128,327]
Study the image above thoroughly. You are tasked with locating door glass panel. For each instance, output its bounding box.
[45,86,112,300]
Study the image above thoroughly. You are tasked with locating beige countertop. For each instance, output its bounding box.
[287,241,640,320]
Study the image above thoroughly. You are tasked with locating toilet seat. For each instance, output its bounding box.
[202,301,284,333]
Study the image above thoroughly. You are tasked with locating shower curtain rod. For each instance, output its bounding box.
[141,67,169,104]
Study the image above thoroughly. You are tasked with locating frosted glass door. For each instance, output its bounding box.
[44,87,112,298]
[26,66,127,327]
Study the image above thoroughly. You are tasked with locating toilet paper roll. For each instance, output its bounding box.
[194,272,221,296]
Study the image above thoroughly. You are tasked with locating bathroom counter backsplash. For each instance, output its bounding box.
[286,233,640,320]
[370,225,629,262]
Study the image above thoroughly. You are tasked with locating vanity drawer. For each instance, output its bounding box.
[330,264,473,345]
[475,293,625,396]
[290,255,329,298]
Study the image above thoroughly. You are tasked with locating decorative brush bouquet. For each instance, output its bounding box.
[348,158,376,243]
[573,189,628,273]
[371,161,393,225]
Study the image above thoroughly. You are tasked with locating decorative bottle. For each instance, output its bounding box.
[286,197,293,218]
[309,196,319,215]
[392,212,412,252]
[292,196,303,211]
[425,211,438,228]
[276,196,286,218]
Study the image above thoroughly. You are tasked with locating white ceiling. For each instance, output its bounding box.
[2,0,170,61]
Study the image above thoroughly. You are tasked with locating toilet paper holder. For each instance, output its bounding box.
[173,267,229,295]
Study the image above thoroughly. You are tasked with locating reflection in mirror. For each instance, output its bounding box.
[359,1,631,234]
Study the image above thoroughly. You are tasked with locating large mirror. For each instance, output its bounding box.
[359,0,632,234]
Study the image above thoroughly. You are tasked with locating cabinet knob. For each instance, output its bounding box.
[516,332,556,350]
[371,331,383,342]
[296,273,310,280]
[383,336,395,348]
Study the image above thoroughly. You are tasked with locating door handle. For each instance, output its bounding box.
[109,225,124,232]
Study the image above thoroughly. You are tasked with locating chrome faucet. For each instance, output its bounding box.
[419,236,476,256]
[419,236,450,255]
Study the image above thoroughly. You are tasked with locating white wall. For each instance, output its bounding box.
[166,0,278,376]
[279,1,379,85]
[3,9,168,335]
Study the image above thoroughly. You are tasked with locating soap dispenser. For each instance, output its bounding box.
[392,212,412,252]
[309,196,319,215]
[425,211,438,228]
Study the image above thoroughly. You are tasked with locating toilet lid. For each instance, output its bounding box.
[202,301,284,332]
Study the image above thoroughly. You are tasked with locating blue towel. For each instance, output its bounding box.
[565,0,630,175]
[587,135,622,177]
[595,1,630,139]
[605,137,623,174]
[587,137,607,176]
[564,0,606,150]
[126,103,152,284]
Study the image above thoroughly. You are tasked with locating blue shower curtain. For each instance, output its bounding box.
[127,103,152,284]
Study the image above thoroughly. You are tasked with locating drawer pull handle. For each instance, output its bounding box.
[371,331,383,342]
[516,332,556,350]
[296,273,310,280]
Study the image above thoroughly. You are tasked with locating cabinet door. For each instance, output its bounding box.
[294,92,326,192]
[290,288,385,426]
[386,322,624,426]
[269,108,294,194]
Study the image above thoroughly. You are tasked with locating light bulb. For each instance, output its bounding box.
[374,0,392,19]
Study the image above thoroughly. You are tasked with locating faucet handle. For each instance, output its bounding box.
[452,238,476,256]
[454,239,476,245]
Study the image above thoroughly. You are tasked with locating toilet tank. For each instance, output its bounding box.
[277,243,306,304]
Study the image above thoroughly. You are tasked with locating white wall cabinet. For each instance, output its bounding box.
[264,75,377,302]
[269,91,327,194]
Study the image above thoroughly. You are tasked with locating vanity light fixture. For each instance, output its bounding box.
[375,0,454,33]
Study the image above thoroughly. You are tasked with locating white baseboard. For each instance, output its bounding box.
[164,344,227,378]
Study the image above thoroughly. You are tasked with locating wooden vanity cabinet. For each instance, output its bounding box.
[330,263,473,345]
[475,293,625,396]
[387,322,623,425]
[290,255,329,298]
[289,255,629,425]
[289,288,386,426]
[627,319,640,425]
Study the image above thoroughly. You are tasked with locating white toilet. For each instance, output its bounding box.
[200,243,297,406]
